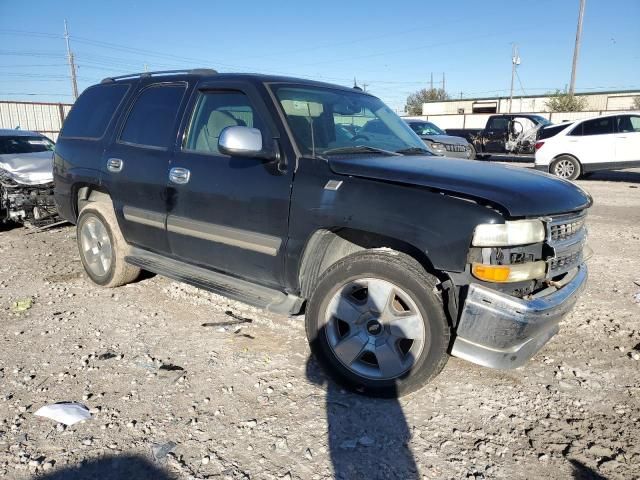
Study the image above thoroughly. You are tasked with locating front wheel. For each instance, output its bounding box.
[306,250,450,397]
[551,155,581,180]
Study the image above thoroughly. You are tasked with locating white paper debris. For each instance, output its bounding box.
[34,402,91,426]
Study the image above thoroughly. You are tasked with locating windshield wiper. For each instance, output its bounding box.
[395,147,434,156]
[322,145,402,156]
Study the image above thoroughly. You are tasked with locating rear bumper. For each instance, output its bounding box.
[451,265,587,369]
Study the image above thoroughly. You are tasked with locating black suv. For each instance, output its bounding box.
[54,69,591,396]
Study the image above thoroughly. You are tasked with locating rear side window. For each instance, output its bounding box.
[61,84,129,139]
[570,117,614,136]
[119,84,186,148]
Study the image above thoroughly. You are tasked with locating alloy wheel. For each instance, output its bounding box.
[323,278,427,380]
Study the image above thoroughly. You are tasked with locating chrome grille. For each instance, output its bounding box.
[549,250,582,273]
[550,216,586,242]
[546,210,587,277]
[445,144,468,153]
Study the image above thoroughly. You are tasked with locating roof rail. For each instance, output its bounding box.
[101,68,217,84]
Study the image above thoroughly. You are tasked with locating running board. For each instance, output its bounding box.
[125,247,303,315]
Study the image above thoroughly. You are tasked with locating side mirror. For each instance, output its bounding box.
[219,126,270,159]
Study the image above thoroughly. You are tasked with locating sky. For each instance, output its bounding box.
[1,0,639,111]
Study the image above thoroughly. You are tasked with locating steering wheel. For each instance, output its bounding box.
[351,134,370,142]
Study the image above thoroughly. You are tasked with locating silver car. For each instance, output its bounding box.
[404,120,475,159]
[0,129,58,226]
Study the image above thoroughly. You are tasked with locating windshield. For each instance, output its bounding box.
[274,86,427,156]
[0,135,54,155]
[408,121,445,136]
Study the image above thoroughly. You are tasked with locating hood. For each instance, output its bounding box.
[0,151,54,185]
[420,134,469,146]
[328,155,591,217]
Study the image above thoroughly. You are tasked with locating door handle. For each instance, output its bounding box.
[169,167,191,185]
[106,158,124,173]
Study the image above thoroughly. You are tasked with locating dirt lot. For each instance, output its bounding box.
[0,168,639,480]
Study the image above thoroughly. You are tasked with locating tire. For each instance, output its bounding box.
[306,249,450,397]
[76,202,140,288]
[551,155,581,180]
[468,144,477,160]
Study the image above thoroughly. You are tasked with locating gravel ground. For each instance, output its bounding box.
[0,168,639,480]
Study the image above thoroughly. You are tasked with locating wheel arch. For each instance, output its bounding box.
[297,228,443,300]
[73,184,113,220]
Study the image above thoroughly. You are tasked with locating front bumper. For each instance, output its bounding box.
[451,265,588,369]
[533,164,549,172]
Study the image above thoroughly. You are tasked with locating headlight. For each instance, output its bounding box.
[472,219,545,246]
[429,142,445,150]
[472,261,547,283]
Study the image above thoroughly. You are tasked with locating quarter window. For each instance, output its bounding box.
[119,84,186,148]
[184,91,261,155]
[61,84,129,139]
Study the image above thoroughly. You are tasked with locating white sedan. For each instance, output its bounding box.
[534,112,640,180]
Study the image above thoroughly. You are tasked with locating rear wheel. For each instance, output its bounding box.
[306,250,450,397]
[551,155,581,180]
[76,202,140,287]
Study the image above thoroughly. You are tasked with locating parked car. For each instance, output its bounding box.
[535,112,640,180]
[54,69,591,396]
[404,119,475,159]
[0,129,59,227]
[447,114,552,158]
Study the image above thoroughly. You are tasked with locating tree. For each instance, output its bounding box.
[405,88,449,115]
[633,96,640,110]
[545,90,588,112]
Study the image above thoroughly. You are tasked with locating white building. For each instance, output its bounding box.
[421,90,640,116]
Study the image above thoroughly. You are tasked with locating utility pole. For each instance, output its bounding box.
[508,43,520,113]
[430,72,433,90]
[64,20,79,100]
[442,72,445,93]
[569,0,586,95]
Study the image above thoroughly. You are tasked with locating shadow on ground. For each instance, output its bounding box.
[570,459,608,480]
[37,455,175,480]
[306,357,419,480]
[582,169,640,183]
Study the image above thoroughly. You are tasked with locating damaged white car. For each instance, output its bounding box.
[0,129,59,226]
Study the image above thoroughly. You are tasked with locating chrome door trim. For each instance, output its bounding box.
[122,206,165,229]
[167,215,281,256]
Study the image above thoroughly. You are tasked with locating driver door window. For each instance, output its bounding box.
[185,91,261,155]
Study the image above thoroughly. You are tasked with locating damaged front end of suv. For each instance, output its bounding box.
[0,129,59,227]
